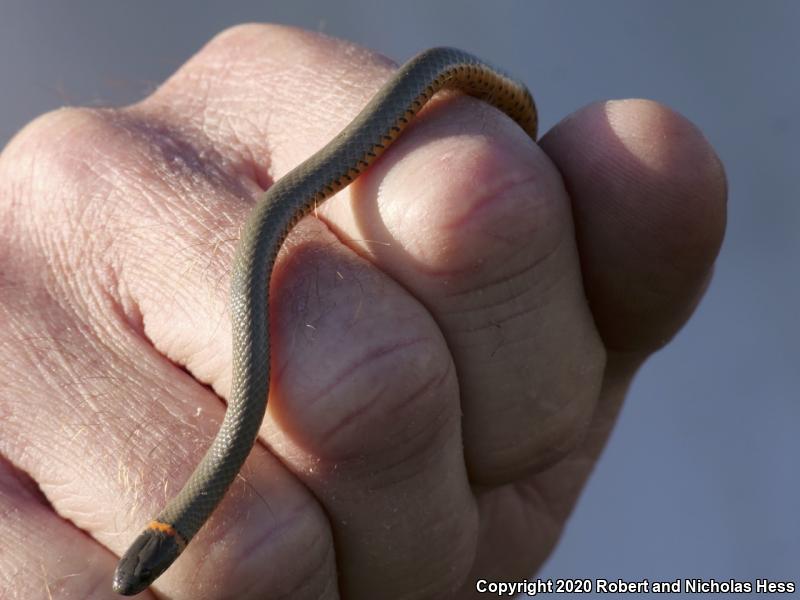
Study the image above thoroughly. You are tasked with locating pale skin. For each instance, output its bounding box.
[0,24,726,600]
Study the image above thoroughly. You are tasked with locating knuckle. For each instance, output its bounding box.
[206,22,286,48]
[203,22,322,58]
[0,109,110,278]
[2,106,115,184]
[0,107,119,223]
[0,107,124,282]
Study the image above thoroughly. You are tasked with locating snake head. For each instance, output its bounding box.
[113,522,186,595]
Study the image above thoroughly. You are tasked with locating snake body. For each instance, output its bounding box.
[112,46,538,595]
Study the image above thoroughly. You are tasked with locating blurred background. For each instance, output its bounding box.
[2,1,796,596]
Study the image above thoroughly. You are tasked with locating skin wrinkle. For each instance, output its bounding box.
[509,388,596,462]
[504,484,560,559]
[13,310,82,392]
[217,111,266,189]
[444,285,580,360]
[445,295,543,343]
[450,309,543,348]
[454,293,578,350]
[304,336,444,442]
[155,78,268,185]
[523,451,599,530]
[352,404,461,498]
[318,352,455,461]
[441,235,566,307]
[109,109,254,207]
[86,313,193,426]
[440,171,541,235]
[233,500,302,560]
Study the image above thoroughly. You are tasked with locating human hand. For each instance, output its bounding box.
[0,25,726,599]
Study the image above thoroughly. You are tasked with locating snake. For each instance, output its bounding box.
[112,46,538,595]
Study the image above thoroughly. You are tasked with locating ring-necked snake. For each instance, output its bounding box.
[112,46,538,595]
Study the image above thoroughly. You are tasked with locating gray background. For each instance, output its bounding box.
[2,1,796,596]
